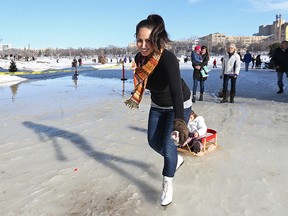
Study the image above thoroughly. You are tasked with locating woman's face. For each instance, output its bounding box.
[136,27,153,56]
[201,48,207,55]
[227,46,235,53]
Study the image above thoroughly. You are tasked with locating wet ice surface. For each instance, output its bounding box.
[1,66,288,216]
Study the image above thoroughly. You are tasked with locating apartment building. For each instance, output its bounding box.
[199,14,288,50]
[199,33,269,50]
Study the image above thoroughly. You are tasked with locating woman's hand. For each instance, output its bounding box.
[173,118,189,145]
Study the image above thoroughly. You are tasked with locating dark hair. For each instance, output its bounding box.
[201,45,210,58]
[135,14,171,51]
[191,110,198,118]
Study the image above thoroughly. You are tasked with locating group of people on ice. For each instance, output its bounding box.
[190,43,240,104]
[122,13,288,208]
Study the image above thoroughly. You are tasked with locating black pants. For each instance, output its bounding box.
[223,74,237,95]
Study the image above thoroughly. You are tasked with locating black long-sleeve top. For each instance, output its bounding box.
[137,49,191,120]
[272,47,288,72]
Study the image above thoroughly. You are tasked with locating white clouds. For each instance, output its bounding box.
[248,0,288,12]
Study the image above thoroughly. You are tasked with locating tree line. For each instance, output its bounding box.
[0,39,280,61]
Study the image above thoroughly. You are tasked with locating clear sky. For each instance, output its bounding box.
[1,0,288,49]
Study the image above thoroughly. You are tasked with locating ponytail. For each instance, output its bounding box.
[135,14,171,52]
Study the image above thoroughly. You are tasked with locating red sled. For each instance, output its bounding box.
[178,128,218,157]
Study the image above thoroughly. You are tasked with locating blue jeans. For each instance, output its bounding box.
[147,106,191,177]
[192,79,204,95]
[245,62,250,71]
[277,71,288,88]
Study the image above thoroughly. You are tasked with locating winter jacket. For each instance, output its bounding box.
[191,51,203,64]
[272,47,288,72]
[243,53,252,63]
[221,52,241,76]
[187,116,207,137]
[192,53,209,80]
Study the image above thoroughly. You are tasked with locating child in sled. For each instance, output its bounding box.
[186,111,207,153]
[171,111,207,154]
[191,46,210,78]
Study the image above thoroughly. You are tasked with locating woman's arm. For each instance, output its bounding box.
[234,54,241,75]
[200,55,209,67]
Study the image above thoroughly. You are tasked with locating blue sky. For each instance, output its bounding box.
[1,0,288,49]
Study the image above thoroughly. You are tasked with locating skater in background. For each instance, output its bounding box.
[213,58,217,68]
[272,40,288,94]
[220,43,241,103]
[251,55,256,68]
[243,50,252,72]
[72,58,78,75]
[255,54,262,69]
[78,58,82,66]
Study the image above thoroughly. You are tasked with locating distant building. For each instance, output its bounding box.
[254,14,288,42]
[198,15,288,52]
[0,44,12,51]
[199,33,268,50]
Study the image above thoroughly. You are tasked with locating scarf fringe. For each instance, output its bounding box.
[124,98,139,109]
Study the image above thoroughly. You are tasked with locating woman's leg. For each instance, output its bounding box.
[230,76,237,103]
[222,75,229,95]
[199,80,205,101]
[192,79,198,96]
[149,106,191,206]
[230,76,237,94]
[147,107,166,156]
[221,75,230,102]
[199,80,205,94]
[192,79,198,103]
[147,107,191,177]
[148,107,177,177]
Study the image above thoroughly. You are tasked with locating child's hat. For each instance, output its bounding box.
[194,45,201,51]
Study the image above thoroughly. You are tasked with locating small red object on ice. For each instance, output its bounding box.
[74,168,78,172]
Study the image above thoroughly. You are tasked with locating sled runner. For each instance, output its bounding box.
[178,128,218,157]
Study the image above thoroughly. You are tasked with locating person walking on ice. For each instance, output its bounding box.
[272,40,288,94]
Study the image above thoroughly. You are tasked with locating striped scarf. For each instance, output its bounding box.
[124,51,162,109]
